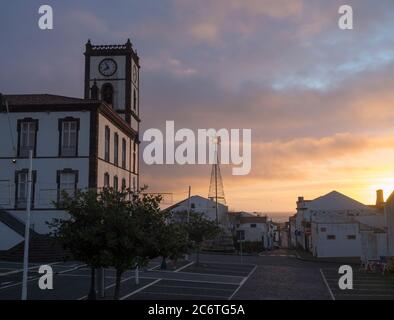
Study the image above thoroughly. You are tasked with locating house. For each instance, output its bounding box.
[0,40,140,252]
[293,190,387,258]
[289,215,297,248]
[228,212,275,249]
[385,191,394,257]
[164,195,230,228]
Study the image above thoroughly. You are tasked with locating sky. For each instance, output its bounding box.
[2,0,394,215]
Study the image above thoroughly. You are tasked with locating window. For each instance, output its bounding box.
[17,119,38,157]
[250,224,257,228]
[57,169,78,201]
[133,89,137,111]
[133,141,137,172]
[191,203,195,209]
[104,126,110,162]
[320,227,327,232]
[104,173,110,188]
[59,118,79,157]
[236,230,245,241]
[347,235,356,240]
[15,170,36,209]
[327,235,336,240]
[114,133,119,166]
[113,176,118,191]
[122,138,126,169]
[121,178,126,190]
[101,83,114,106]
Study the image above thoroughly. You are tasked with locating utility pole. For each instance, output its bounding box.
[185,186,191,261]
[21,150,33,300]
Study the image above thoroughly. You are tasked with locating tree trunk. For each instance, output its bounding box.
[196,245,200,266]
[114,269,123,300]
[161,256,167,270]
[88,267,96,300]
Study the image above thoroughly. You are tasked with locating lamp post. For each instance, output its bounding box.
[21,150,33,300]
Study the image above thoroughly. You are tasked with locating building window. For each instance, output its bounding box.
[347,235,356,240]
[133,140,137,173]
[59,118,79,157]
[57,169,78,202]
[327,235,336,240]
[113,176,118,191]
[236,230,245,241]
[121,178,126,191]
[17,119,38,158]
[191,203,195,209]
[15,170,36,209]
[250,224,257,228]
[122,138,126,169]
[133,89,137,111]
[114,133,119,166]
[320,227,327,232]
[104,126,110,162]
[104,173,110,188]
[101,83,114,106]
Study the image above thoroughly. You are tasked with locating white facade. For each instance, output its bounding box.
[294,191,388,258]
[0,40,141,252]
[167,195,230,228]
[385,191,394,256]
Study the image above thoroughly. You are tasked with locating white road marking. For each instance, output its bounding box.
[320,269,335,300]
[78,273,138,300]
[228,264,257,300]
[0,262,84,291]
[0,261,62,277]
[175,261,194,272]
[136,290,228,299]
[120,279,162,300]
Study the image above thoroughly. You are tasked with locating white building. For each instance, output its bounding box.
[385,191,394,257]
[0,40,140,251]
[293,191,387,258]
[164,195,230,227]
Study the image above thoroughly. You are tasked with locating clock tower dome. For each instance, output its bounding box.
[84,39,140,132]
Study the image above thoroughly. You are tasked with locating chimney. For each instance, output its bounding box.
[376,189,384,208]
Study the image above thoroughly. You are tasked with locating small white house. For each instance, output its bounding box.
[164,195,230,228]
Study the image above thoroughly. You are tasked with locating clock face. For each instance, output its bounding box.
[99,58,117,77]
[133,65,138,83]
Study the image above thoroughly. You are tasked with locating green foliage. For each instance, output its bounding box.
[49,189,108,269]
[185,211,221,247]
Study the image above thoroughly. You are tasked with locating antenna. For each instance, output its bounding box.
[208,136,226,224]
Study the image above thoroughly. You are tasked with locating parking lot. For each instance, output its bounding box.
[320,267,394,300]
[1,254,393,300]
[0,257,256,300]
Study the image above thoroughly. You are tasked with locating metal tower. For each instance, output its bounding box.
[208,137,226,224]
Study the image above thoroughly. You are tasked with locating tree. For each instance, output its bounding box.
[49,189,107,300]
[155,216,189,270]
[100,188,163,300]
[185,212,221,266]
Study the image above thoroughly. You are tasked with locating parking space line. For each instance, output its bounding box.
[320,269,335,300]
[0,261,63,277]
[154,283,235,292]
[175,261,194,272]
[137,290,230,299]
[228,264,257,300]
[120,279,162,300]
[0,262,86,291]
[78,273,143,300]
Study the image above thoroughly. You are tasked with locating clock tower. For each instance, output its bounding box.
[84,39,140,132]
